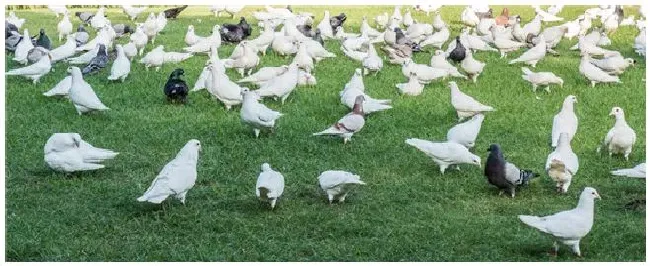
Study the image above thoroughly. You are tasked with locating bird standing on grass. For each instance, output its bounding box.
[164,68,189,104]
[484,144,539,197]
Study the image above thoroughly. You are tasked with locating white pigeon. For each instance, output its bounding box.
[184,25,206,46]
[403,10,414,27]
[432,11,446,30]
[375,12,389,29]
[340,70,392,114]
[137,139,202,205]
[256,163,285,209]
[67,44,100,65]
[509,35,546,67]
[406,23,434,41]
[420,26,450,49]
[122,42,138,60]
[183,25,222,53]
[163,52,193,64]
[341,46,368,62]
[50,34,77,63]
[521,67,564,93]
[611,163,646,178]
[13,29,34,65]
[192,66,212,92]
[313,95,366,144]
[90,7,109,30]
[107,44,131,82]
[460,50,486,83]
[579,54,621,88]
[494,36,527,58]
[304,40,336,62]
[67,67,110,115]
[430,50,466,79]
[602,13,619,34]
[76,26,114,52]
[362,43,383,75]
[57,12,73,42]
[620,15,636,26]
[551,95,578,148]
[249,22,275,56]
[317,11,335,40]
[449,81,495,121]
[7,11,25,29]
[401,58,447,84]
[292,41,314,73]
[588,55,635,75]
[48,5,68,18]
[6,55,52,84]
[396,72,424,96]
[237,66,288,86]
[532,5,564,22]
[562,18,581,40]
[547,5,564,16]
[207,62,243,110]
[318,170,366,204]
[477,18,496,35]
[405,138,482,174]
[43,75,72,97]
[44,133,119,173]
[139,45,165,71]
[271,35,298,56]
[130,25,148,56]
[597,107,636,160]
[578,35,620,57]
[546,133,579,193]
[461,6,480,29]
[122,5,147,21]
[415,4,442,16]
[254,64,300,105]
[634,27,646,56]
[446,113,485,148]
[240,89,283,138]
[518,187,601,257]
[155,11,168,34]
[298,70,317,86]
[361,16,382,37]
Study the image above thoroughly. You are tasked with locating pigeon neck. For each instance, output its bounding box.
[614,114,628,127]
[576,194,595,215]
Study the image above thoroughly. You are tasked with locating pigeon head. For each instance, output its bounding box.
[261,163,271,172]
[352,95,365,115]
[188,25,194,32]
[39,28,46,36]
[563,95,578,106]
[393,27,402,33]
[97,44,107,55]
[455,36,461,43]
[487,144,501,153]
[239,17,247,24]
[410,42,422,52]
[468,154,482,166]
[609,106,624,118]
[581,187,602,200]
[625,58,636,66]
[170,68,185,79]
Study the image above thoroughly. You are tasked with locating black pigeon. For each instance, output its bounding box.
[112,24,133,37]
[75,11,94,25]
[31,28,51,50]
[164,68,189,104]
[82,44,109,75]
[330,13,347,35]
[286,5,293,13]
[484,144,539,198]
[75,25,90,47]
[614,5,624,24]
[164,5,188,19]
[447,36,466,63]
[296,24,314,37]
[313,28,324,46]
[221,17,251,43]
[5,21,18,39]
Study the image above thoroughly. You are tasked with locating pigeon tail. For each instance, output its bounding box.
[258,187,271,199]
[137,193,168,204]
[520,170,539,185]
[312,126,342,136]
[518,215,547,232]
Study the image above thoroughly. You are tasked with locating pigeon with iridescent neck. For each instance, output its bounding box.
[313,95,365,144]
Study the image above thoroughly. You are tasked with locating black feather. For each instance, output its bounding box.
[82,44,109,75]
[447,36,466,63]
[164,68,189,104]
[164,5,188,19]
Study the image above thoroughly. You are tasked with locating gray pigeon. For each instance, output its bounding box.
[82,44,109,75]
[75,25,90,47]
[112,24,133,37]
[5,30,22,52]
[484,144,539,197]
[75,11,94,25]
[27,46,50,64]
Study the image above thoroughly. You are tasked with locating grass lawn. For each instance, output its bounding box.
[4,5,646,261]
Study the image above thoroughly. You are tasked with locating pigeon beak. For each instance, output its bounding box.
[608,111,615,116]
[595,193,602,199]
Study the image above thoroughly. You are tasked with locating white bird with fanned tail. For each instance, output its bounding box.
[518,187,601,257]
[546,133,579,193]
[107,44,131,82]
[405,138,482,174]
[6,54,52,84]
[137,139,202,205]
[68,67,110,115]
[318,170,366,204]
[256,163,285,209]
[449,81,495,122]
[597,107,636,160]
[240,89,283,138]
[44,133,119,173]
[313,95,366,144]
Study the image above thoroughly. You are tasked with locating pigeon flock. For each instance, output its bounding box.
[4,4,647,259]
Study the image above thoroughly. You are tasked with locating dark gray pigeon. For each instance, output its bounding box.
[75,25,90,47]
[5,31,22,52]
[82,44,109,75]
[112,24,133,37]
[5,21,18,39]
[27,46,50,64]
[75,11,94,25]
[447,36,466,63]
[313,28,323,46]
[394,28,422,52]
[32,28,51,50]
[296,24,314,37]
[484,144,539,198]
[330,13,347,35]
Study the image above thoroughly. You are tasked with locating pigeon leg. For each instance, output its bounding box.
[532,84,538,92]
[439,164,447,174]
[254,128,261,138]
[591,81,595,88]
[544,86,551,93]
[455,165,461,171]
[549,241,559,256]
[471,74,477,83]
[338,193,347,203]
[328,193,334,204]
[155,66,160,72]
[624,148,632,161]
[570,241,581,257]
[500,51,505,58]
[509,188,516,198]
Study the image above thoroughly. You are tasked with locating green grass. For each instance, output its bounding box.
[4,5,646,262]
